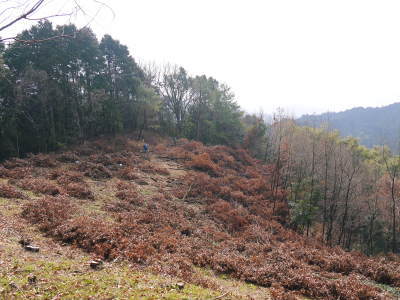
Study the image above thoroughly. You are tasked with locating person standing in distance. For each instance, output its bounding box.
[143,140,149,160]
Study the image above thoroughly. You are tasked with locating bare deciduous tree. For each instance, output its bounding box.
[154,64,195,137]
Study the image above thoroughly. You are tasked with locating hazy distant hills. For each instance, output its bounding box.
[297,103,400,151]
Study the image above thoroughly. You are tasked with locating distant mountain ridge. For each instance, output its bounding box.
[297,102,400,151]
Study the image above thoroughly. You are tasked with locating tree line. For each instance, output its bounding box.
[244,113,400,255]
[0,21,244,160]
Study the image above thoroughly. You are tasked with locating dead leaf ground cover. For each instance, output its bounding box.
[1,136,399,299]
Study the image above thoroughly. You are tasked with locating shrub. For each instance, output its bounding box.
[21,195,76,233]
[47,169,63,180]
[181,140,205,152]
[154,166,170,176]
[0,166,10,178]
[177,172,222,200]
[88,154,113,166]
[15,178,60,195]
[229,190,247,203]
[270,285,298,300]
[3,158,30,169]
[0,184,24,198]
[64,183,94,199]
[110,152,131,165]
[154,143,167,153]
[28,153,58,168]
[188,153,219,175]
[118,166,139,180]
[56,171,85,185]
[208,200,249,232]
[208,147,238,170]
[115,189,141,205]
[56,152,79,163]
[115,180,136,191]
[4,167,33,179]
[139,161,170,176]
[73,162,112,179]
[231,148,253,166]
[53,216,123,259]
[163,146,192,160]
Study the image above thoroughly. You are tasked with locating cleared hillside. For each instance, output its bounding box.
[1,136,400,299]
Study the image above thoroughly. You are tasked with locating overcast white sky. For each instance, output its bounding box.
[4,0,400,117]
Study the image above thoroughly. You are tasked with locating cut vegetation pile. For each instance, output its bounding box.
[1,136,400,299]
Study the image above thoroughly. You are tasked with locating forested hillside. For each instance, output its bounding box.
[4,20,400,299]
[3,21,400,257]
[0,21,244,161]
[297,103,400,151]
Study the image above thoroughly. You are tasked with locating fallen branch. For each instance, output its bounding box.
[157,156,189,161]
[214,292,229,299]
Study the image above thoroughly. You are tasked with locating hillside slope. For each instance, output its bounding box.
[1,136,400,299]
[0,211,229,299]
[297,102,400,151]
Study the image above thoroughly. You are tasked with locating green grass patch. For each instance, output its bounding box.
[0,258,223,299]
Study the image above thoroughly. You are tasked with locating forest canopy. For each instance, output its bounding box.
[0,21,244,160]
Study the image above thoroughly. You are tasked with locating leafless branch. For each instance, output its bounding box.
[0,0,46,32]
[0,0,114,42]
[24,11,72,21]
[1,33,73,43]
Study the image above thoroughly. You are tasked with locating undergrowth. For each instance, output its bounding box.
[2,136,398,299]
